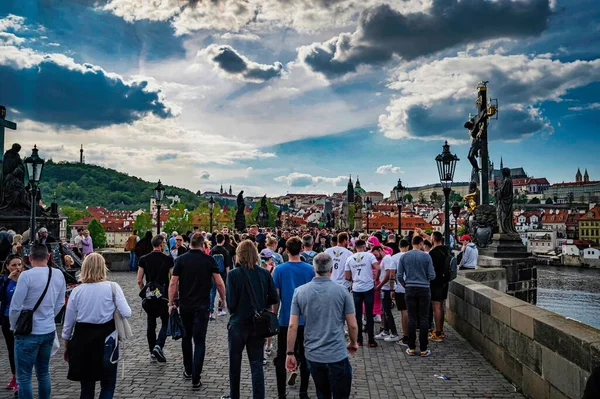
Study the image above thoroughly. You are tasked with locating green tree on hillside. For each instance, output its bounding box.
[418,193,426,203]
[545,197,553,204]
[164,204,192,234]
[87,219,107,249]
[403,193,413,203]
[133,213,153,235]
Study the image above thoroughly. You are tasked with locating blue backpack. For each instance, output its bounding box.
[213,254,225,274]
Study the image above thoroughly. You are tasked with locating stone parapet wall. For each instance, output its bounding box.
[447,275,600,399]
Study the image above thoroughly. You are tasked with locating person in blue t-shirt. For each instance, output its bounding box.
[272,237,315,399]
[1,254,23,394]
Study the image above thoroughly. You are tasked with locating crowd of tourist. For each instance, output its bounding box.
[0,223,492,399]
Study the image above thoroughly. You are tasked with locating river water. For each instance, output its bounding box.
[537,266,600,330]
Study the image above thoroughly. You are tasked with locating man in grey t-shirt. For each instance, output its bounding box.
[286,253,358,399]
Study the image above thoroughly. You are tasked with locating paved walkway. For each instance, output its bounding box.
[0,273,523,398]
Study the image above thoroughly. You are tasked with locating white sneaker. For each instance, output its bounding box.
[374,315,382,323]
[374,331,389,340]
[218,310,227,316]
[384,334,400,342]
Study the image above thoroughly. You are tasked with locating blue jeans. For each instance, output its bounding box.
[14,332,55,399]
[128,252,137,272]
[352,289,375,343]
[180,307,210,382]
[306,358,352,399]
[227,322,265,399]
[80,337,118,399]
[405,286,431,351]
[209,272,226,313]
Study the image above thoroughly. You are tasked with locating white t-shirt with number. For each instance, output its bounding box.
[391,252,406,294]
[325,246,353,289]
[380,255,396,291]
[344,251,378,293]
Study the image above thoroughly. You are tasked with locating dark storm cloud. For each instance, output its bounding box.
[300,0,553,78]
[201,44,283,83]
[0,55,172,129]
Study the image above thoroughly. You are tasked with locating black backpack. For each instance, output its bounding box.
[445,250,458,282]
[138,255,168,317]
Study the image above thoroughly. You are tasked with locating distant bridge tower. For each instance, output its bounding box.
[80,144,85,164]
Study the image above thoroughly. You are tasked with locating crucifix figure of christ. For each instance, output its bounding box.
[0,105,17,163]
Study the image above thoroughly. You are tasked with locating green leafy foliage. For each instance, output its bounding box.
[163,204,192,234]
[38,160,201,210]
[247,199,278,227]
[545,197,553,204]
[403,193,413,203]
[87,219,107,249]
[133,213,153,235]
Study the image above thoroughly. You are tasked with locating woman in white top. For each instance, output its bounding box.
[62,253,131,399]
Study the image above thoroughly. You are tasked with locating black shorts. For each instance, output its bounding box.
[431,282,449,302]
[395,292,407,311]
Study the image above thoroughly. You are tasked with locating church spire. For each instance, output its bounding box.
[500,156,503,170]
[220,184,223,194]
[355,175,361,188]
[584,168,590,183]
[347,174,355,203]
[576,168,582,183]
[229,184,232,195]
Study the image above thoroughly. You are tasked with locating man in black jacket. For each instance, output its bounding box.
[428,231,451,342]
[137,235,173,363]
[169,233,225,391]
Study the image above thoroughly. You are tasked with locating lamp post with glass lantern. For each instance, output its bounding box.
[435,141,459,246]
[208,196,215,232]
[393,178,405,238]
[154,180,165,235]
[24,145,45,240]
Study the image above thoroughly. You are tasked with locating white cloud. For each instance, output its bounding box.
[274,172,347,187]
[379,54,600,141]
[215,32,261,42]
[0,14,25,32]
[376,165,403,174]
[568,103,600,111]
[102,0,429,35]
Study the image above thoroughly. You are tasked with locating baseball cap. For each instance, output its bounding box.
[460,234,472,242]
[367,236,382,247]
[260,248,274,259]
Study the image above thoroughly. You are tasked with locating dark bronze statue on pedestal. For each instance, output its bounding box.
[494,168,519,236]
[235,190,246,231]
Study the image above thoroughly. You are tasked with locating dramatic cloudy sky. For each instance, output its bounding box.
[1,0,599,197]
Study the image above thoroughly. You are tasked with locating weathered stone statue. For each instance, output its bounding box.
[276,210,282,228]
[494,167,518,236]
[0,167,30,211]
[0,144,24,204]
[257,195,269,227]
[235,190,246,231]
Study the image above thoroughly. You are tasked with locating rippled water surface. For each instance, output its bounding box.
[536,266,600,330]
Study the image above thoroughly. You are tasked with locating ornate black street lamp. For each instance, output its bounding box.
[154,180,165,235]
[24,145,45,241]
[435,141,459,246]
[208,196,215,232]
[451,201,461,248]
[365,196,373,233]
[393,178,405,238]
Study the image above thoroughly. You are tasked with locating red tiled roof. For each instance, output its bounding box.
[581,206,600,221]
[552,180,600,187]
[529,178,549,185]
[541,210,568,224]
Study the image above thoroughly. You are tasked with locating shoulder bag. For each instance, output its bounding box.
[110,282,133,343]
[240,267,279,339]
[15,266,52,335]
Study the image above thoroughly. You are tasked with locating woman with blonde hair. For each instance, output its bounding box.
[63,255,74,269]
[62,253,131,399]
[11,234,22,255]
[221,240,279,399]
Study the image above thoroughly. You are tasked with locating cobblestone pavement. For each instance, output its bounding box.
[0,272,523,399]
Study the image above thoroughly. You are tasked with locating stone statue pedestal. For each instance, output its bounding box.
[478,234,536,304]
[0,214,61,239]
[479,233,529,258]
[235,213,246,232]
